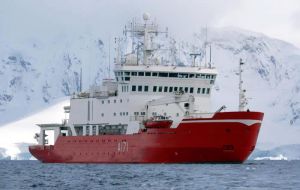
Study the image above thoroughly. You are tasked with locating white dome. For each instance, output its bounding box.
[143,13,150,21]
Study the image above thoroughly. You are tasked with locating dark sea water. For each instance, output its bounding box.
[0,161,299,190]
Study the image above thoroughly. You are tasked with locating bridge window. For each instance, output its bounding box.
[102,100,104,104]
[206,75,210,79]
[169,73,178,78]
[169,87,173,92]
[196,74,201,78]
[202,88,206,94]
[124,72,130,76]
[138,85,143,92]
[152,72,158,76]
[178,73,188,78]
[144,86,149,92]
[134,112,139,116]
[189,74,195,78]
[184,87,188,93]
[207,88,210,94]
[179,87,183,92]
[159,72,168,77]
[174,87,178,91]
[108,100,110,104]
[124,77,130,81]
[197,88,201,94]
[164,86,168,92]
[113,112,116,116]
[145,72,151,76]
[153,86,157,92]
[158,86,163,92]
[101,113,104,117]
[141,112,146,116]
[114,99,116,103]
[138,72,144,76]
[190,87,194,93]
[131,72,137,76]
[132,85,136,92]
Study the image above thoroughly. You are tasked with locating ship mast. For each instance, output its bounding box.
[238,58,248,111]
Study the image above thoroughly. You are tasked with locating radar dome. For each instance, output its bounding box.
[143,13,150,21]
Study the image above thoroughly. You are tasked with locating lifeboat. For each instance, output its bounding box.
[143,116,173,128]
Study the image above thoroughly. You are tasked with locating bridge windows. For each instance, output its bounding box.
[130,84,210,96]
[116,70,216,82]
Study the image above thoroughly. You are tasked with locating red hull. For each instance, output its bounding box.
[29,112,263,163]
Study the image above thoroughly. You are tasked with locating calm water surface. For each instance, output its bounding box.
[0,160,299,190]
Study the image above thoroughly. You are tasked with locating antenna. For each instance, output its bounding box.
[238,58,248,111]
[204,26,208,68]
[80,68,82,92]
[209,44,212,68]
[108,37,111,79]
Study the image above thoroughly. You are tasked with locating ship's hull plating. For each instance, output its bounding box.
[29,112,263,163]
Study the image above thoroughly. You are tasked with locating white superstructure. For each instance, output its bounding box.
[62,14,218,138]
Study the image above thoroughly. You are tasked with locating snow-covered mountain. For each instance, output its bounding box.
[0,34,108,125]
[1,24,300,159]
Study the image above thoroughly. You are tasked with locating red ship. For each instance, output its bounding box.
[29,112,263,163]
[29,14,264,163]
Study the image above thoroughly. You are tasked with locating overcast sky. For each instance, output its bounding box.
[0,0,300,47]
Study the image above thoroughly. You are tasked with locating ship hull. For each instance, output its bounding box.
[29,112,263,163]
